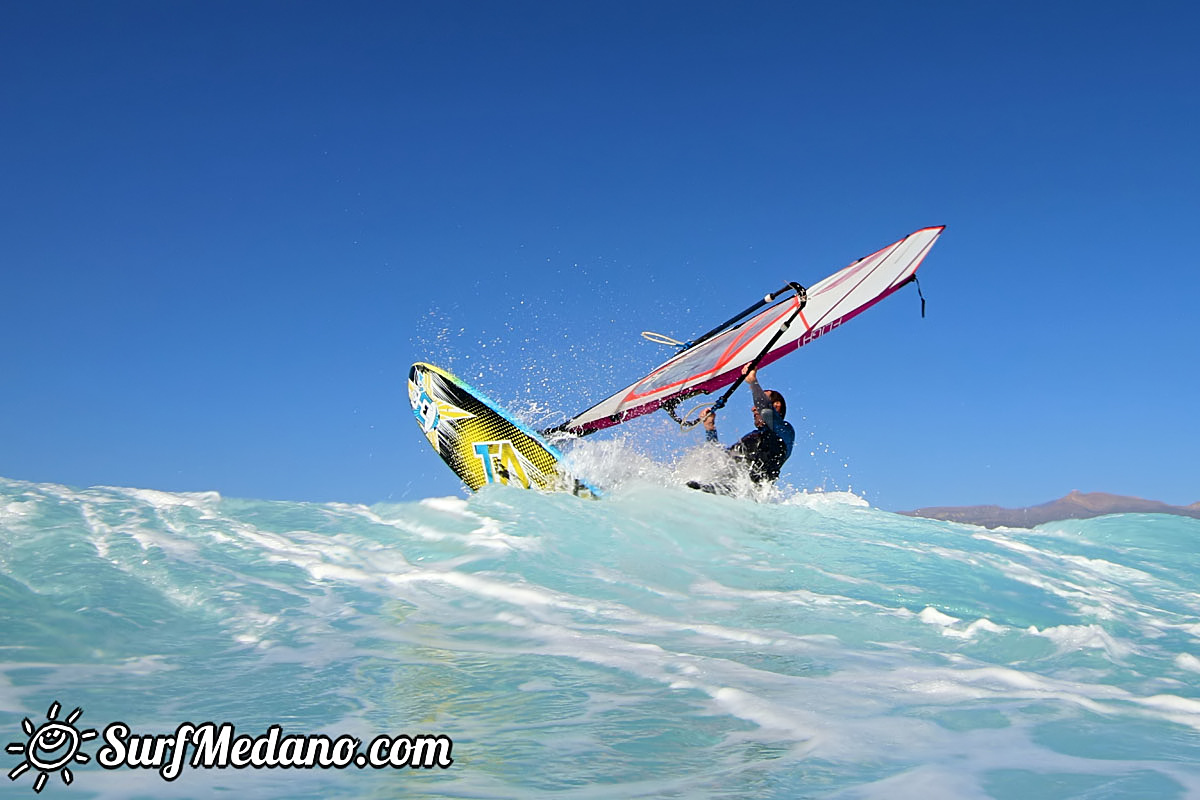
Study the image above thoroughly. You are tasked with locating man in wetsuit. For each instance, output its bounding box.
[688,366,795,491]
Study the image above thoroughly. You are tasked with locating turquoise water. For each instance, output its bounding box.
[2,473,1199,798]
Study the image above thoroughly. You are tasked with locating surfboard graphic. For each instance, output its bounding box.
[408,362,596,497]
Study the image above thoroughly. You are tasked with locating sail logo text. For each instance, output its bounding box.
[798,318,841,346]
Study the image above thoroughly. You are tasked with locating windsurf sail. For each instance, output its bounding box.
[545,226,944,437]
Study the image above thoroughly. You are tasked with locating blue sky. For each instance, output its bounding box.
[3,2,1197,510]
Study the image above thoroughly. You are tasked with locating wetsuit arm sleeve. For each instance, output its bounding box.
[748,380,782,432]
[749,379,771,410]
[705,427,719,443]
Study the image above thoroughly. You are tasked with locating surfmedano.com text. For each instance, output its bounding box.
[97,721,454,780]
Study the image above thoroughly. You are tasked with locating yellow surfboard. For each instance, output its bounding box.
[408,363,597,497]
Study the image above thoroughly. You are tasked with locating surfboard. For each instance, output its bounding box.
[408,362,597,497]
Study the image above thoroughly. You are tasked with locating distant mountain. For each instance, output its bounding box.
[899,491,1200,529]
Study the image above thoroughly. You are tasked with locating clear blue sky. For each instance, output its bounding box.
[3,2,1197,510]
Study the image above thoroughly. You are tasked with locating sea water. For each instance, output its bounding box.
[2,472,1199,799]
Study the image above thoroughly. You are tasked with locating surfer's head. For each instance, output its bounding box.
[753,390,786,427]
[765,390,786,419]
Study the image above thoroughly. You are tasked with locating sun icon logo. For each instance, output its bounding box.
[6,702,97,793]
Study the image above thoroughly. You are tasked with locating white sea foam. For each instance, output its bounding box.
[418,495,473,515]
[1175,652,1200,672]
[782,489,870,509]
[1027,623,1136,659]
[917,606,960,626]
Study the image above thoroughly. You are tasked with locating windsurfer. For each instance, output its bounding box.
[688,366,795,492]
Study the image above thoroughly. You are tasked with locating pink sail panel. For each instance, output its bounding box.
[555,226,944,436]
[623,298,803,403]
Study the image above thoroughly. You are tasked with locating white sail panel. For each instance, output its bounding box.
[626,298,800,400]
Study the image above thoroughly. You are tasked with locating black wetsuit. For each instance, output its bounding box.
[725,423,793,483]
[691,383,795,491]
